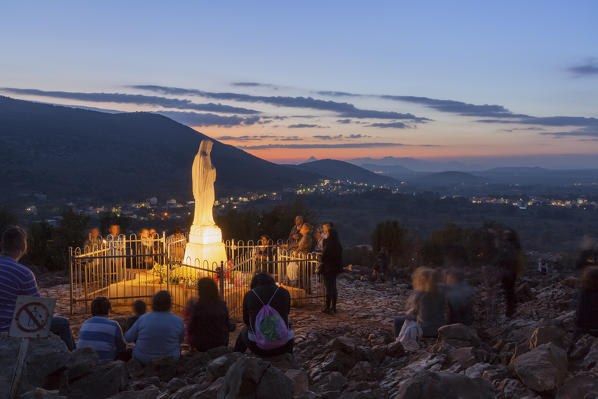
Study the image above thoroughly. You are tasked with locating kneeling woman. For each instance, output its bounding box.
[234,272,294,356]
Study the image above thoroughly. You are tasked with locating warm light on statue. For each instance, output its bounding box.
[183,140,227,268]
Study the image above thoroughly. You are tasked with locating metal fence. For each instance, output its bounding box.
[69,236,324,317]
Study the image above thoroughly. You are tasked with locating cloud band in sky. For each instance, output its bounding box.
[0,88,260,114]
[130,85,429,122]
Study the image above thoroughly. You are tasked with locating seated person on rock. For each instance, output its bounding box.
[574,266,598,338]
[394,267,446,338]
[185,277,234,352]
[0,225,75,350]
[234,272,294,356]
[77,297,127,361]
[445,269,475,326]
[125,299,146,332]
[125,290,185,364]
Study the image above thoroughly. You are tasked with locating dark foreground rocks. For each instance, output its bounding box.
[8,269,598,398]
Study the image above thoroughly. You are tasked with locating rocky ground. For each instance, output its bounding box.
[4,266,598,398]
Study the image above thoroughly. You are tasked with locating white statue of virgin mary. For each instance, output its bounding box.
[192,140,216,226]
[184,139,227,268]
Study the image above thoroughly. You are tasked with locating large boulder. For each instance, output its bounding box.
[219,357,292,399]
[61,360,128,399]
[513,343,568,393]
[556,373,598,399]
[206,353,243,380]
[396,371,494,399]
[65,347,99,381]
[436,324,481,348]
[284,369,309,398]
[255,365,294,399]
[582,338,598,370]
[569,334,595,360]
[386,341,405,358]
[170,384,202,399]
[325,337,357,354]
[529,325,569,351]
[0,334,70,395]
[190,378,224,399]
[447,347,492,371]
[145,356,179,382]
[20,388,66,399]
[497,378,540,399]
[108,386,161,399]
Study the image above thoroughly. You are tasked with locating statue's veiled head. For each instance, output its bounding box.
[199,139,213,156]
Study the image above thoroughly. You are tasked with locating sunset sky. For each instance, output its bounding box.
[1,1,597,166]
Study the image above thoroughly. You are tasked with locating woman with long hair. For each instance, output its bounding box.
[185,277,233,351]
[320,228,343,314]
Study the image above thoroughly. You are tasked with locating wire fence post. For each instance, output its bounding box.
[68,247,73,315]
[218,261,225,297]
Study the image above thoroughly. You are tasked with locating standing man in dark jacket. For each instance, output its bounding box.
[234,272,294,356]
[321,226,343,314]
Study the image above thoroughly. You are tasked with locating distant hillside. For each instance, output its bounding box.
[474,167,598,185]
[349,156,470,172]
[413,171,490,186]
[0,96,319,203]
[360,163,418,180]
[291,159,398,185]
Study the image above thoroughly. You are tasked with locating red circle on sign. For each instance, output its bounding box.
[15,302,50,333]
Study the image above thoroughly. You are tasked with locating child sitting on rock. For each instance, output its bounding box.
[394,267,446,338]
[574,266,598,338]
[125,299,146,332]
[77,297,127,361]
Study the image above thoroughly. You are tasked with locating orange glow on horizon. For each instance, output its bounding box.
[192,126,598,163]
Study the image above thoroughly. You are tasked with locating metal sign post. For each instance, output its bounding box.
[8,296,56,399]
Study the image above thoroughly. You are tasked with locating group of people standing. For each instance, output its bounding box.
[286,215,344,314]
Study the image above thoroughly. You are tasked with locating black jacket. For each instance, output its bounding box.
[243,284,290,331]
[321,236,343,276]
[187,299,231,352]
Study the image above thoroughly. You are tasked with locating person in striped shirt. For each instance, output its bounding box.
[0,225,76,349]
[0,226,40,332]
[77,297,127,361]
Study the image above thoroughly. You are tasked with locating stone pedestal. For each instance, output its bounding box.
[183,225,227,270]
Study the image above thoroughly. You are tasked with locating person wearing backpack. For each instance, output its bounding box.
[234,272,294,356]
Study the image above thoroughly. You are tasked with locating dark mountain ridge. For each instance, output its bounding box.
[0,96,319,203]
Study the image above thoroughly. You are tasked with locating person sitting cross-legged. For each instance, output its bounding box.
[125,290,185,364]
[234,272,294,357]
[77,297,127,361]
[185,277,234,352]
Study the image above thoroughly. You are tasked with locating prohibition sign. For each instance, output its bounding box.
[14,302,50,333]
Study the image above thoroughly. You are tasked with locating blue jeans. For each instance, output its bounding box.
[50,316,75,350]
